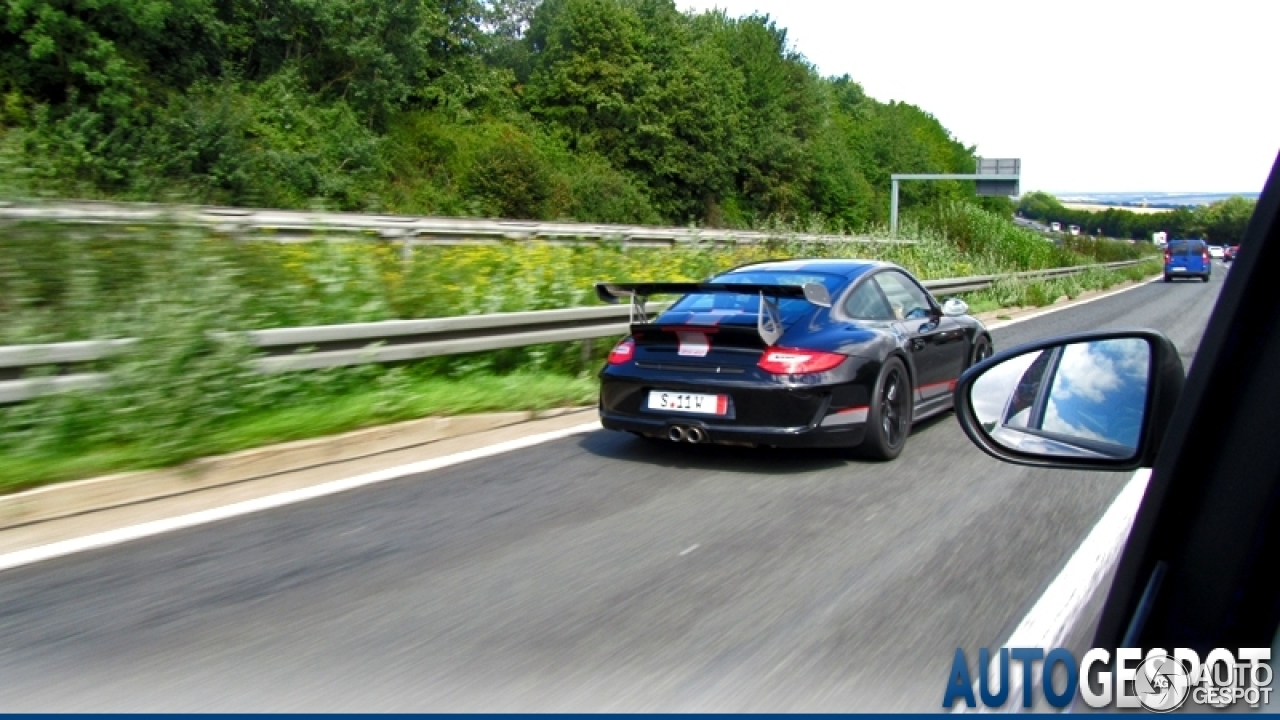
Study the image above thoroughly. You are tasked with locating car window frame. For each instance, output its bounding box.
[841,276,897,321]
[871,270,938,322]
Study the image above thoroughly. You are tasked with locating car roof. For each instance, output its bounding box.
[721,258,889,279]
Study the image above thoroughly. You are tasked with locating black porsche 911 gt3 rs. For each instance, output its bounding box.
[594,259,993,460]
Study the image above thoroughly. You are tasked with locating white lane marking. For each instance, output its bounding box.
[1004,468,1150,648]
[0,421,603,573]
[958,467,1152,713]
[985,277,1160,331]
[679,544,700,556]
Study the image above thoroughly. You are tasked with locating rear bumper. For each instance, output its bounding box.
[598,372,872,448]
[600,410,866,448]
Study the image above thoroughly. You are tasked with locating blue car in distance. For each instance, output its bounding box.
[1163,238,1211,283]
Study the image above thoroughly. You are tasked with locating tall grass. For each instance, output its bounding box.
[963,262,1160,313]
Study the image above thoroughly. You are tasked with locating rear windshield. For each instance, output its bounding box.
[1168,240,1205,256]
[664,271,847,324]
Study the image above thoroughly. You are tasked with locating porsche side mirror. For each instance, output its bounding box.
[953,330,1185,471]
[941,298,969,317]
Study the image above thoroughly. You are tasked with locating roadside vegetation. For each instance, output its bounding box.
[0,209,1157,492]
[961,263,1155,315]
[1,203,1152,346]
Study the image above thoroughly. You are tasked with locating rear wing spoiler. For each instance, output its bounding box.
[594,281,833,345]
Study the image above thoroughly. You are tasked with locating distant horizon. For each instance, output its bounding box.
[1046,191,1261,197]
[1038,191,1260,206]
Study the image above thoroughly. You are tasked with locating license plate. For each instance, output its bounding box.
[647,391,728,415]
[1172,267,1186,272]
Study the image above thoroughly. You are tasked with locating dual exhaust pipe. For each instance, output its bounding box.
[667,425,708,444]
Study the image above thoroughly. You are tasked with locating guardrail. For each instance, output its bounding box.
[0,259,1149,404]
[0,200,913,248]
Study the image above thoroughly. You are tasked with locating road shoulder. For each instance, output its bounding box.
[0,407,594,557]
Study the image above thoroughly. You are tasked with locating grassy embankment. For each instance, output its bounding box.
[0,203,1159,491]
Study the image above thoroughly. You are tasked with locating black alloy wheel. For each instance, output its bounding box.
[881,369,906,445]
[970,335,993,368]
[858,356,912,461]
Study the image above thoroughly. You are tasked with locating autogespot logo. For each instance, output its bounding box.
[1135,650,1192,712]
[942,646,1273,711]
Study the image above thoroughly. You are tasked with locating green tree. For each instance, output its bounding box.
[0,0,228,114]
[526,0,739,222]
[228,0,498,123]
[1,0,1012,232]
[1018,191,1063,220]
[482,0,542,83]
[1200,196,1255,246]
[698,12,825,222]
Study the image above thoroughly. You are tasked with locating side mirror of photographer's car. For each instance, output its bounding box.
[953,330,1186,471]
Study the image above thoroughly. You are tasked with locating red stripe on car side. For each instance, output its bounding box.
[917,380,958,395]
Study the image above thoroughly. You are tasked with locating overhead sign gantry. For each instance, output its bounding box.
[890,158,1021,235]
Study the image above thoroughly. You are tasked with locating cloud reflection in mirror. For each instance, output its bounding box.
[969,338,1151,460]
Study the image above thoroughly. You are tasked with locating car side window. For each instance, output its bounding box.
[873,272,933,321]
[843,280,895,320]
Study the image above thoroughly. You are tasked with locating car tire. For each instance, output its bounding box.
[1202,274,1211,283]
[969,335,993,369]
[1164,275,1172,283]
[857,356,912,461]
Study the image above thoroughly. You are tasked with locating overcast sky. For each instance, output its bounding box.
[679,0,1278,194]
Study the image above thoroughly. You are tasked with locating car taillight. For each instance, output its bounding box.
[1164,249,1171,263]
[758,347,846,374]
[1203,251,1210,263]
[607,338,635,365]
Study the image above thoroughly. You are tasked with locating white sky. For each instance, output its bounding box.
[680,0,1279,194]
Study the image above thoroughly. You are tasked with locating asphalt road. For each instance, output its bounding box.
[0,268,1227,711]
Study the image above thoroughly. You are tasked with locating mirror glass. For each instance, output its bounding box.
[969,338,1151,460]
